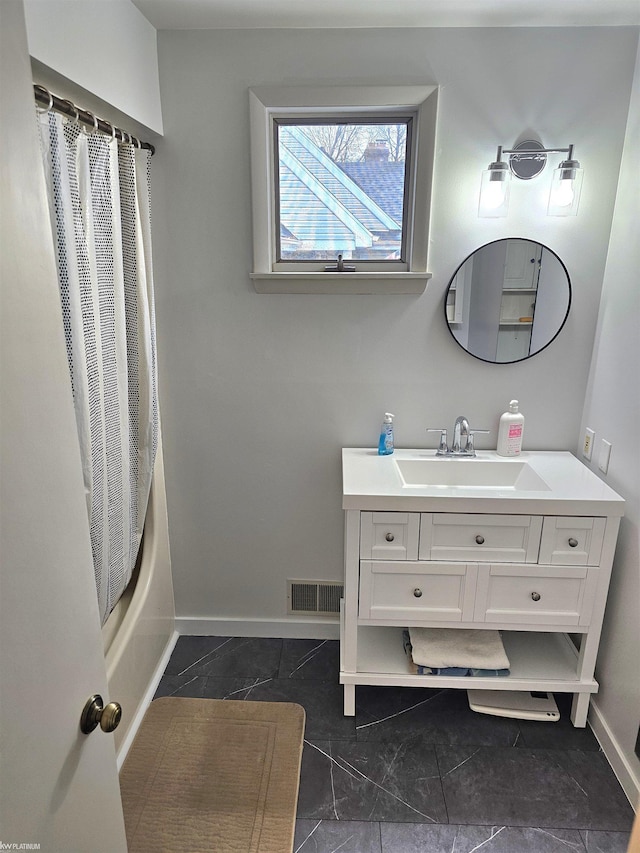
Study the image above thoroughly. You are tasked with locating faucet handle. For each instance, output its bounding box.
[427,428,448,455]
[466,429,490,454]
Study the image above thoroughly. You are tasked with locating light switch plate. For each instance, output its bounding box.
[598,439,612,474]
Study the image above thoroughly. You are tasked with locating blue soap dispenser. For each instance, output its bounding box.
[378,413,395,456]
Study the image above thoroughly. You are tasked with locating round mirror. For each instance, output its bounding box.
[445,238,571,364]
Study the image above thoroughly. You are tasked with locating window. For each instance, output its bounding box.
[249,86,438,294]
[275,119,411,264]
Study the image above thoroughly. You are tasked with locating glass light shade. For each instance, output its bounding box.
[478,166,511,217]
[548,163,583,216]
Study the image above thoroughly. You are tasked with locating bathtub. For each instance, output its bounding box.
[102,438,176,763]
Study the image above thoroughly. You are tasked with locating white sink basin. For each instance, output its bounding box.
[343,449,626,514]
[395,458,551,491]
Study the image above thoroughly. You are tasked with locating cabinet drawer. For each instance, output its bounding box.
[360,512,419,560]
[539,517,606,566]
[359,561,476,622]
[474,564,598,627]
[419,513,542,563]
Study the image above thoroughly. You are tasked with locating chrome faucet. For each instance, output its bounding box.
[427,416,490,458]
[452,416,470,454]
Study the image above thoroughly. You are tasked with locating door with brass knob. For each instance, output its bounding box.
[3,30,127,847]
[80,694,122,734]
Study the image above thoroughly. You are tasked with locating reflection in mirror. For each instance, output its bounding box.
[445,238,571,364]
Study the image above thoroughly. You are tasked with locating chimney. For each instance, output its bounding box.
[363,140,390,162]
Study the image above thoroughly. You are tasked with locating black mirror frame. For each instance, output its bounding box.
[444,237,572,365]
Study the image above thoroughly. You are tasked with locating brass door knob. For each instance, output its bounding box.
[80,694,122,734]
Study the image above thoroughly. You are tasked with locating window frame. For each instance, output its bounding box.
[249,86,438,294]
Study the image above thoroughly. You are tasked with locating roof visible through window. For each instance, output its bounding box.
[274,119,411,263]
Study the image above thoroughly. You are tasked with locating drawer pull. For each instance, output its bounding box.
[568,538,579,548]
[385,533,395,542]
[413,588,423,598]
[531,591,541,601]
[475,535,485,545]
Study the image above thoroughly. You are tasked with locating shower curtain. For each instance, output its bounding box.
[37,110,158,625]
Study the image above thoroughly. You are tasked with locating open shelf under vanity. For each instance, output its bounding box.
[339,609,596,695]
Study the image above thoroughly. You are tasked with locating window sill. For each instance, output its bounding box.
[250,272,431,295]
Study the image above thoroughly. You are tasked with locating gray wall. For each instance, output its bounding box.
[24,0,163,133]
[580,40,640,801]
[151,26,637,625]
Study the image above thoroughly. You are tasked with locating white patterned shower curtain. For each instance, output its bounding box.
[37,110,158,625]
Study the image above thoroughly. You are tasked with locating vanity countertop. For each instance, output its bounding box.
[342,448,625,516]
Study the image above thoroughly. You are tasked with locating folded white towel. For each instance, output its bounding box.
[408,627,510,671]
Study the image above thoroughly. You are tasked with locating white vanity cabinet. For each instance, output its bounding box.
[341,449,625,727]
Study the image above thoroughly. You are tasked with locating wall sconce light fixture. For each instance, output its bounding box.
[478,147,511,218]
[479,140,583,218]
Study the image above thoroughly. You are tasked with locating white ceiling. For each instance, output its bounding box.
[131,0,640,30]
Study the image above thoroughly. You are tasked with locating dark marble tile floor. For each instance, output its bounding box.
[154,636,634,853]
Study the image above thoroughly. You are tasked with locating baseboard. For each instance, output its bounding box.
[116,629,179,771]
[589,697,640,809]
[174,616,340,640]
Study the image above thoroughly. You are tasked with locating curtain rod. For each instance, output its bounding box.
[34,85,155,155]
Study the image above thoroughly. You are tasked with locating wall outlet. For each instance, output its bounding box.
[583,428,595,461]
